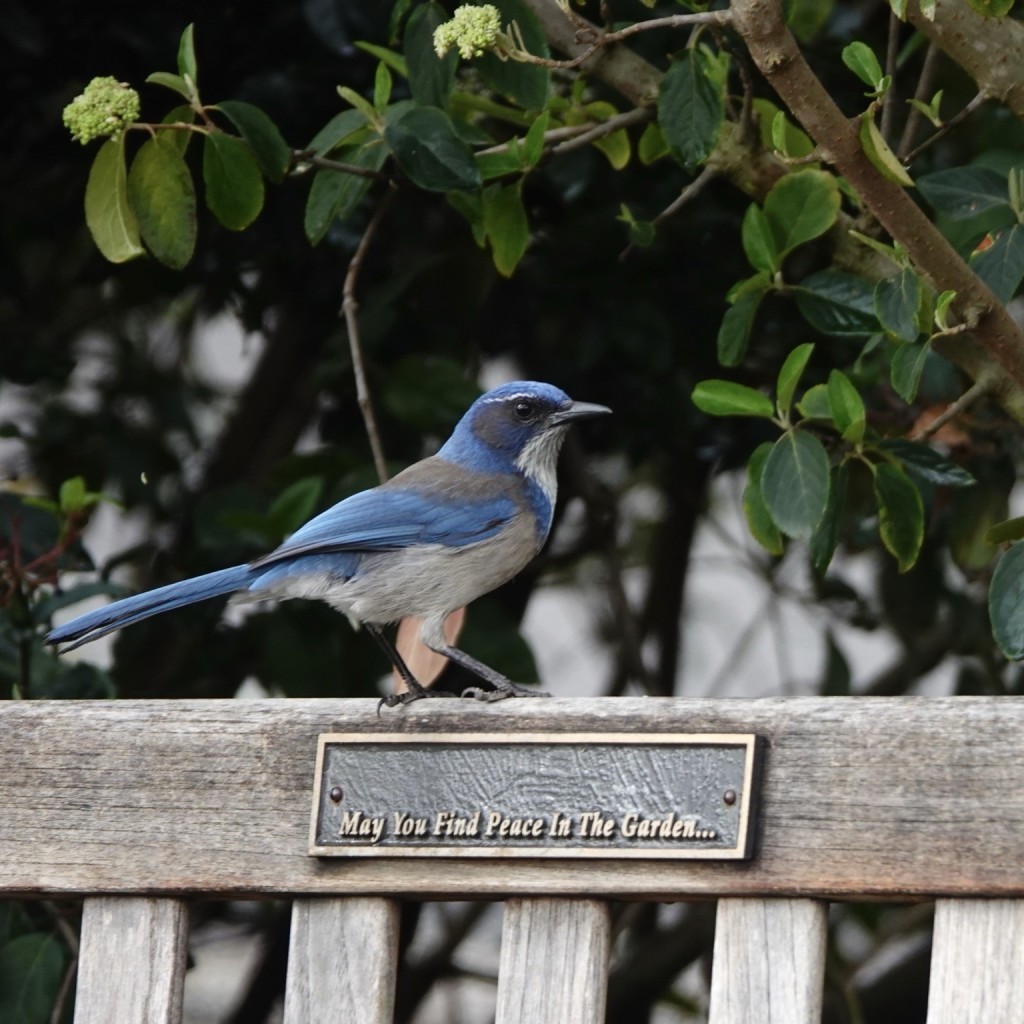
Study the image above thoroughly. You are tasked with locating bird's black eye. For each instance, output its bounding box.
[513,399,536,421]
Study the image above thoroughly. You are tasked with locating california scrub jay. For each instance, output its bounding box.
[47,381,610,707]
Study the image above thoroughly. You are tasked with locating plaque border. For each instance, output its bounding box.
[309,732,763,860]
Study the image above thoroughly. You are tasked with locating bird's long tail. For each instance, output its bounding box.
[45,564,255,652]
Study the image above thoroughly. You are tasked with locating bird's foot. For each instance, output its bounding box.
[377,681,458,715]
[460,681,552,702]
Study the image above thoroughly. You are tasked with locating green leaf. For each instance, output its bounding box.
[691,380,775,418]
[917,166,1011,220]
[763,169,841,257]
[657,48,724,171]
[878,439,975,487]
[874,267,922,342]
[217,100,292,182]
[776,343,815,418]
[405,2,457,109]
[743,442,785,555]
[161,105,196,156]
[810,463,848,572]
[761,429,831,539]
[968,0,1014,15]
[987,516,1024,545]
[827,369,866,442]
[796,382,833,420]
[145,71,192,101]
[842,41,885,89]
[874,462,924,572]
[354,41,410,77]
[482,181,529,277]
[373,62,393,110]
[269,477,323,535]
[717,288,765,367]
[638,122,669,164]
[304,141,388,244]
[860,108,913,186]
[752,99,814,157]
[178,23,198,83]
[971,224,1024,303]
[478,0,549,108]
[991,543,1024,659]
[448,189,487,247]
[203,132,265,230]
[795,270,880,336]
[592,128,631,170]
[58,476,86,512]
[741,204,778,274]
[523,111,550,168]
[307,110,370,157]
[384,105,481,192]
[890,340,932,403]
[84,136,144,264]
[127,135,197,270]
[0,933,66,1024]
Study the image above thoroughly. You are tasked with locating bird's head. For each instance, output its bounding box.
[438,382,611,494]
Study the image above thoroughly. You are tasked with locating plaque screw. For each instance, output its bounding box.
[723,789,737,806]
[329,786,344,803]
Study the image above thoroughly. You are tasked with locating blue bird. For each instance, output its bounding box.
[46,381,611,707]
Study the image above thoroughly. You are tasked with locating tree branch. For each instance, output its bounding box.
[730,0,1024,423]
[906,0,1024,121]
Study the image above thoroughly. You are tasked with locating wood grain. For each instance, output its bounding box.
[926,899,1024,1024]
[495,899,610,1024]
[707,898,827,1024]
[2,697,1024,898]
[283,897,399,1024]
[73,897,187,1024]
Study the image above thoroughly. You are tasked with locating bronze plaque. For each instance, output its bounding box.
[309,732,763,860]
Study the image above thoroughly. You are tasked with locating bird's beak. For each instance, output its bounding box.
[547,401,612,427]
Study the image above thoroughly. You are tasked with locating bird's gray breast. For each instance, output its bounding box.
[336,511,540,624]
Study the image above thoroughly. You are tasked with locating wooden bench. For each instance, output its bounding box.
[1,696,1022,1023]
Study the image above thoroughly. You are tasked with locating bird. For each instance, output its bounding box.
[46,381,611,708]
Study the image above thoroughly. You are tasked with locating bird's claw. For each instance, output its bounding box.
[460,683,552,702]
[377,685,458,715]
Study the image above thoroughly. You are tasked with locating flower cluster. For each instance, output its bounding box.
[433,4,502,61]
[62,77,141,145]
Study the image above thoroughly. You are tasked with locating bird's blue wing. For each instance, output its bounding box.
[249,482,516,570]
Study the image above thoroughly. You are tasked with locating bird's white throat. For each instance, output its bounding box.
[515,426,569,504]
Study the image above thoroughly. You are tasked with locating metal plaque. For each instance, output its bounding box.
[309,732,763,860]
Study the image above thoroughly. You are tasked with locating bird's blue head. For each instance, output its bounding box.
[437,381,611,499]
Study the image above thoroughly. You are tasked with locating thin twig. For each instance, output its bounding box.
[475,122,594,156]
[341,186,397,484]
[897,41,940,161]
[45,900,80,1024]
[911,377,991,441]
[880,10,902,142]
[619,165,717,260]
[509,10,729,69]
[548,107,651,157]
[300,152,393,182]
[902,91,986,165]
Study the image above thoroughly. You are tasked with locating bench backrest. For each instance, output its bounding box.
[2,696,1022,1022]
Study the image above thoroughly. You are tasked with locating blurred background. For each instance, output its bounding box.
[2,0,1022,1020]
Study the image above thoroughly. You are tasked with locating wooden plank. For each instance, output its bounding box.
[708,898,827,1024]
[74,897,187,1024]
[495,898,610,1024]
[283,897,399,1024]
[1,697,1024,898]
[926,899,1024,1024]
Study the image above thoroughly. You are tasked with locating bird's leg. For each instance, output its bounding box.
[366,624,457,713]
[426,642,551,702]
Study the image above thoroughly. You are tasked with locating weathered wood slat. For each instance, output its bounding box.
[282,897,399,1024]
[2,697,1024,898]
[707,898,827,1024]
[74,897,187,1024]
[495,898,610,1024]
[926,899,1024,1024]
